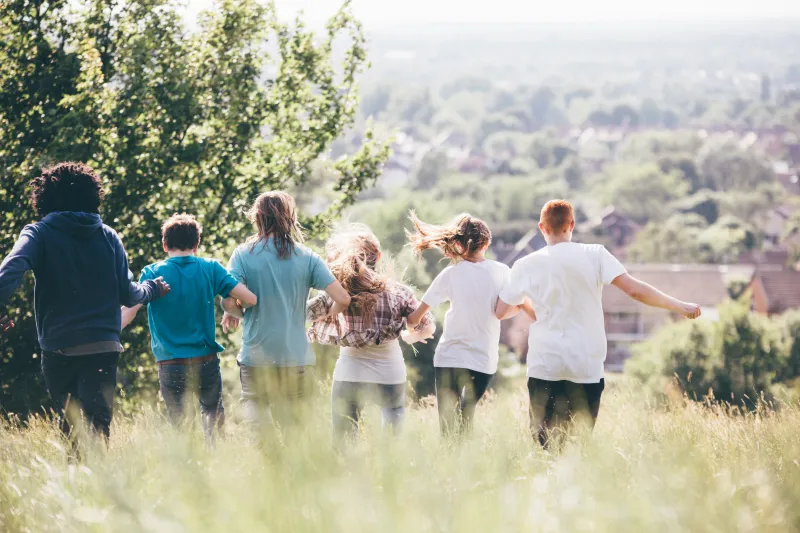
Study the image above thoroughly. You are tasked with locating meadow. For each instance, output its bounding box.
[1,377,798,533]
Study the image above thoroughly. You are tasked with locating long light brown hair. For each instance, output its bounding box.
[326,224,388,322]
[246,191,304,259]
[407,211,492,262]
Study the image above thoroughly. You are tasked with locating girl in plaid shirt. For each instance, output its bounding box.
[307,224,435,441]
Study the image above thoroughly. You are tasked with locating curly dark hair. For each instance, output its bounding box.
[30,162,105,217]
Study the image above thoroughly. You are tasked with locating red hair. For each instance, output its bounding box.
[540,200,574,234]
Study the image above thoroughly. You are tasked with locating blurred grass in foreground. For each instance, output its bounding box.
[1,378,799,533]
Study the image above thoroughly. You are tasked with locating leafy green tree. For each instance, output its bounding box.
[627,214,709,264]
[0,0,389,413]
[593,163,688,224]
[412,150,448,190]
[698,141,775,192]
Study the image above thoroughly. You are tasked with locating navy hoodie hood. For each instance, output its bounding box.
[0,211,161,351]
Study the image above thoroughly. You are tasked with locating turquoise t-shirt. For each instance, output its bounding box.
[228,239,335,367]
[140,256,239,362]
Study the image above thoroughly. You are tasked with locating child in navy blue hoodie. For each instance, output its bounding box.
[0,162,169,440]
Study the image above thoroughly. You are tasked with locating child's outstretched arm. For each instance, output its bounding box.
[612,273,701,318]
[121,304,142,329]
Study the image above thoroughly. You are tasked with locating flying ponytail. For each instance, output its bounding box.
[406,211,492,262]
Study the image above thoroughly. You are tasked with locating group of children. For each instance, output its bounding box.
[0,162,702,447]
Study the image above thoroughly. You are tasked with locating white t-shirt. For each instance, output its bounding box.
[333,339,406,384]
[499,242,626,383]
[422,260,510,375]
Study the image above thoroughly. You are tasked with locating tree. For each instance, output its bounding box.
[412,150,448,190]
[593,163,688,224]
[698,141,776,192]
[0,0,389,414]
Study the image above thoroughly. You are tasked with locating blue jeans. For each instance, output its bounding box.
[331,380,405,441]
[158,358,224,442]
[239,365,315,429]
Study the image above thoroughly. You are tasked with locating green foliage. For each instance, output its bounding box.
[626,298,793,405]
[0,0,389,413]
[628,213,757,264]
[593,163,688,223]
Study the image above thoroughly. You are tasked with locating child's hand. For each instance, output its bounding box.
[0,315,14,336]
[221,312,240,333]
[401,329,432,345]
[153,276,171,297]
[679,302,702,319]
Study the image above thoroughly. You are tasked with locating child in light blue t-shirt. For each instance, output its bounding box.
[220,191,351,428]
[122,214,256,441]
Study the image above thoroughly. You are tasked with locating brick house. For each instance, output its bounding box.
[750,269,800,315]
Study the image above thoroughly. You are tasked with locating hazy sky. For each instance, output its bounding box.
[184,0,800,26]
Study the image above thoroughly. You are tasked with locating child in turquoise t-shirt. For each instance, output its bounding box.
[122,214,256,442]
[220,191,351,428]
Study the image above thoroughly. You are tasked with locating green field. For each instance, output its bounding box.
[1,378,798,533]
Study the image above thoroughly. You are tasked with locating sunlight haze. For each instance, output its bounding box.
[185,0,800,27]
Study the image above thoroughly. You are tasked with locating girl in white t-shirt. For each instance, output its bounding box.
[406,212,534,435]
[307,224,435,442]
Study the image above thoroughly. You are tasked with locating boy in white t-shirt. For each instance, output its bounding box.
[496,200,701,446]
[407,212,534,436]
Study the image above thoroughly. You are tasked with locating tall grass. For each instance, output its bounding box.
[1,378,799,532]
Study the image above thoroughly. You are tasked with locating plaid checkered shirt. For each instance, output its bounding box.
[307,282,433,348]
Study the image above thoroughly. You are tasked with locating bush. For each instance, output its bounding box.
[625,298,788,406]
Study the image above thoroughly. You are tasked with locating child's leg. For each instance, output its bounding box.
[434,367,462,436]
[41,352,81,438]
[378,383,406,435]
[527,377,559,447]
[75,352,119,440]
[460,370,494,432]
[198,358,224,443]
[563,379,605,432]
[158,363,190,426]
[331,380,361,442]
[239,364,271,428]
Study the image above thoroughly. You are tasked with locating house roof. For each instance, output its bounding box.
[603,264,730,312]
[501,228,546,266]
[753,269,800,314]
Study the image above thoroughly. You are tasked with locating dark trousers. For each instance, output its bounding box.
[527,377,605,447]
[239,365,314,429]
[41,351,119,440]
[158,358,224,442]
[331,380,405,441]
[434,367,493,436]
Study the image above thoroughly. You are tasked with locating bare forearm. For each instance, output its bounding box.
[121,304,142,329]
[495,299,520,320]
[221,297,244,318]
[629,281,684,312]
